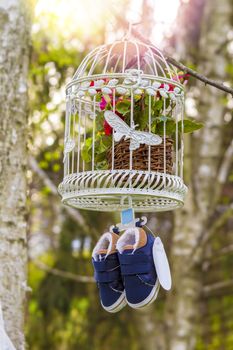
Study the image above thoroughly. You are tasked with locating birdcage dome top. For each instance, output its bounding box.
[67,39,184,98]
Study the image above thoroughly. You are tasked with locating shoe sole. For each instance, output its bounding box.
[126,278,160,309]
[101,291,127,313]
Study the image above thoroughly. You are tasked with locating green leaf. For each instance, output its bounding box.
[179,119,204,133]
[101,135,112,148]
[157,115,169,122]
[81,137,92,162]
[95,160,108,170]
[95,92,102,102]
[134,94,142,102]
[95,152,107,162]
[156,119,176,135]
[84,137,92,148]
[81,145,91,162]
[98,139,107,153]
[153,99,163,111]
[115,100,131,115]
[96,111,104,130]
[138,107,149,129]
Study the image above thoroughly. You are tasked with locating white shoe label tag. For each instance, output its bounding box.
[153,237,172,291]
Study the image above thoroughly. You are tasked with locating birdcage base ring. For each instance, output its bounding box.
[58,170,187,212]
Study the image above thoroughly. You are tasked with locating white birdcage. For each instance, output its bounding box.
[58,39,188,212]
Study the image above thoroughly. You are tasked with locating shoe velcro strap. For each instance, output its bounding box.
[92,259,118,272]
[94,269,120,283]
[118,254,150,276]
[118,253,149,265]
[120,262,151,276]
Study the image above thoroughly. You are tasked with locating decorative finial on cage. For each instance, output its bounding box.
[123,21,141,41]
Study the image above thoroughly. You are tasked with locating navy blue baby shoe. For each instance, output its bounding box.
[116,228,160,309]
[92,232,126,313]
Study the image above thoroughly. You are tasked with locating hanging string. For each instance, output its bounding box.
[144,224,157,238]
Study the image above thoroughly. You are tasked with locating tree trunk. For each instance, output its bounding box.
[164,1,232,349]
[0,0,31,348]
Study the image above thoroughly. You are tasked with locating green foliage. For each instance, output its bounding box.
[116,100,131,115]
[81,94,204,170]
[179,119,204,133]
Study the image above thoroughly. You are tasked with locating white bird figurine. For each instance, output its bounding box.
[104,111,162,151]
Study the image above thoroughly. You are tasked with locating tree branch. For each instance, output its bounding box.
[116,17,233,96]
[29,156,86,228]
[33,260,95,283]
[188,203,233,266]
[164,56,233,96]
[203,243,233,263]
[203,279,233,296]
[217,139,233,185]
[203,203,233,246]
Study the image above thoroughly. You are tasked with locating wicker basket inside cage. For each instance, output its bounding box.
[107,138,173,174]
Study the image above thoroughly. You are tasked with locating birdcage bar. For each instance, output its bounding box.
[130,89,134,171]
[82,112,86,172]
[111,89,116,170]
[151,48,174,80]
[180,97,184,179]
[74,46,102,79]
[71,107,75,174]
[147,47,158,75]
[122,40,127,73]
[76,101,81,173]
[103,42,118,74]
[148,94,152,174]
[64,97,72,177]
[92,97,96,171]
[175,101,179,177]
[88,46,104,77]
[163,98,167,179]
[134,41,141,71]
[64,98,69,177]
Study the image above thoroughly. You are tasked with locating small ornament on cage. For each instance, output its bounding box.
[104,110,162,151]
